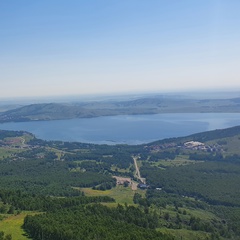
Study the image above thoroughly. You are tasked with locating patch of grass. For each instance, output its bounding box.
[46,147,69,160]
[0,148,23,160]
[158,205,219,223]
[223,135,240,155]
[110,166,130,173]
[0,212,37,240]
[81,185,146,205]
[22,134,34,143]
[181,207,219,221]
[158,228,211,240]
[154,156,202,168]
[207,135,240,155]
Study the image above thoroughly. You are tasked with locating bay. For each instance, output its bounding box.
[0,113,240,145]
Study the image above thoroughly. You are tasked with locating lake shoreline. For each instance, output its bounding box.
[1,113,240,145]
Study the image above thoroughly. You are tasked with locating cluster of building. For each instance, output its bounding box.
[146,140,223,153]
[183,141,222,152]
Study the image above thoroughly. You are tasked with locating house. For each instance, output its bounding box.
[138,183,149,189]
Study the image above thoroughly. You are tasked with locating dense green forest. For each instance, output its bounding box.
[1,126,240,239]
[23,204,172,240]
[141,161,240,206]
[0,158,115,196]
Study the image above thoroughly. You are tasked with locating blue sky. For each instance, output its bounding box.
[1,0,240,98]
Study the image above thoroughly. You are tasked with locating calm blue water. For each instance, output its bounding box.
[0,113,240,145]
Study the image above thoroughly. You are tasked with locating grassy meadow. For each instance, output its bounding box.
[0,212,37,240]
[81,185,146,205]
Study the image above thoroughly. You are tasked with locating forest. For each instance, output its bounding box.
[1,126,240,239]
[23,204,172,240]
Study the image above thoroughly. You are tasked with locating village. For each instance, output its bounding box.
[147,140,223,153]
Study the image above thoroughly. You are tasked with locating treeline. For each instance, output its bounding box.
[29,137,144,155]
[23,204,173,240]
[28,137,146,170]
[0,158,114,196]
[149,125,240,146]
[69,160,134,180]
[0,130,26,140]
[0,189,114,212]
[64,151,133,169]
[93,179,116,191]
[16,147,58,160]
[149,151,177,161]
[188,125,240,142]
[214,206,240,236]
[145,190,208,210]
[189,152,240,163]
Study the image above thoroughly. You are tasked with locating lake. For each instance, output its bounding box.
[0,113,240,145]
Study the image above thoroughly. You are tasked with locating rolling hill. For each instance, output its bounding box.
[0,96,240,122]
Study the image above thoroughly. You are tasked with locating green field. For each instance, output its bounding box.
[0,212,36,240]
[158,228,211,240]
[0,147,23,160]
[81,185,146,205]
[152,155,202,168]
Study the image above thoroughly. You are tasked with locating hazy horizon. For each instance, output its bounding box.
[1,1,240,98]
[1,90,240,107]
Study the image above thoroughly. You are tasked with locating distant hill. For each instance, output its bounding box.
[0,96,240,122]
[148,125,240,146]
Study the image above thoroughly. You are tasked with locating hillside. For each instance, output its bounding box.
[0,96,240,122]
[1,126,240,239]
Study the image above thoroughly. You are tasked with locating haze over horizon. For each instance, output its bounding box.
[1,1,240,99]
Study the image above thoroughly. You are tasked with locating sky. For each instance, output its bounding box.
[1,0,240,99]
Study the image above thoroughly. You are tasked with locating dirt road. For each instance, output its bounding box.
[133,156,146,184]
